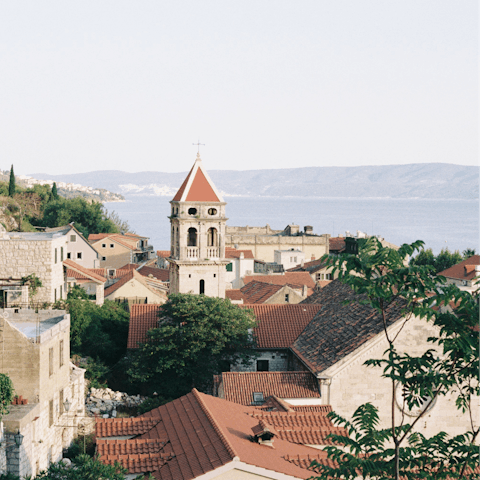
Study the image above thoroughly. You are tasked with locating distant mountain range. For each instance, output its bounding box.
[31,163,478,200]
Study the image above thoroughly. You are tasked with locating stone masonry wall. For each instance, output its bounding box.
[232,350,289,372]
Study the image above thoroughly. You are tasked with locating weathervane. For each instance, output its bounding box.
[192,140,205,155]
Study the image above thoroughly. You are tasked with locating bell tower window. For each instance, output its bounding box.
[207,227,218,247]
[208,208,217,215]
[188,228,197,246]
[188,207,197,215]
[199,279,205,294]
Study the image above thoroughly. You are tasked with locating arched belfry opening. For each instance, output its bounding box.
[207,227,218,247]
[199,279,205,294]
[187,228,197,246]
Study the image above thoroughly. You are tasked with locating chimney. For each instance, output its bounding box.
[300,259,304,267]
[302,285,307,297]
[304,225,313,234]
[239,252,244,259]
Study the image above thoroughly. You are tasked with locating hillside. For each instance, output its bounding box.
[30,163,478,200]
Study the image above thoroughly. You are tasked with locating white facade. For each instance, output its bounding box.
[274,249,305,271]
[225,253,255,289]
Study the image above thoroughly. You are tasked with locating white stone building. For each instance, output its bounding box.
[0,308,85,478]
[168,153,229,298]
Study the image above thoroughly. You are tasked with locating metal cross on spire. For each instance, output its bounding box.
[192,140,205,155]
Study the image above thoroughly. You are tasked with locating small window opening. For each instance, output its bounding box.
[70,235,76,242]
[208,208,217,215]
[207,228,217,247]
[188,228,197,246]
[257,360,269,372]
[199,279,205,294]
[76,252,82,259]
[188,207,197,215]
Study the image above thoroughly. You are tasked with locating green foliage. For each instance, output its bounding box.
[137,395,172,415]
[73,356,110,389]
[67,285,89,300]
[51,182,59,199]
[67,299,130,368]
[411,247,464,274]
[35,454,128,480]
[462,248,476,259]
[64,433,96,459]
[8,165,15,197]
[313,239,480,480]
[21,273,43,299]
[127,294,258,397]
[0,373,14,418]
[40,197,119,237]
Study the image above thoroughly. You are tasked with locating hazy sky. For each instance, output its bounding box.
[1,1,477,175]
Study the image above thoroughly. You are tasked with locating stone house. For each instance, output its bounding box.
[231,280,307,304]
[224,247,255,289]
[46,224,100,268]
[0,230,68,305]
[437,254,480,293]
[225,224,330,264]
[274,248,306,271]
[295,280,479,439]
[63,259,106,305]
[88,233,155,269]
[0,308,85,478]
[241,271,316,296]
[95,388,342,479]
[104,270,167,305]
[287,258,337,288]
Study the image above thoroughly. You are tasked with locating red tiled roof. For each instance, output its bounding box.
[104,269,163,298]
[240,281,283,304]
[89,234,140,251]
[239,304,322,349]
[127,304,161,349]
[138,266,170,282]
[225,289,245,302]
[96,417,161,437]
[172,156,221,203]
[329,237,346,253]
[63,259,106,283]
[217,372,321,406]
[88,233,111,242]
[438,255,480,281]
[156,250,171,258]
[118,263,139,271]
[225,247,254,259]
[97,389,336,479]
[243,272,315,290]
[288,258,329,274]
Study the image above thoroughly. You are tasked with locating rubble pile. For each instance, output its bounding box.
[85,387,145,417]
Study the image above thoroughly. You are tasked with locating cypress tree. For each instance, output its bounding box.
[52,182,59,199]
[8,165,15,197]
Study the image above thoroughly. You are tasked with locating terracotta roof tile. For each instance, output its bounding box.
[225,289,245,301]
[288,258,329,274]
[294,280,407,374]
[217,372,321,406]
[127,304,161,349]
[329,237,346,253]
[157,250,171,258]
[98,390,339,479]
[438,255,480,281]
[243,272,315,290]
[118,263,139,271]
[239,304,322,349]
[63,259,106,283]
[225,247,254,259]
[239,281,283,304]
[96,417,161,437]
[138,266,170,282]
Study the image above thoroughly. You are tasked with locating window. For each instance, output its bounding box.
[226,263,233,272]
[102,243,106,248]
[257,360,269,372]
[54,289,57,302]
[284,294,289,302]
[59,389,64,415]
[199,279,205,295]
[67,252,71,259]
[49,348,54,376]
[207,228,217,247]
[49,400,54,427]
[55,248,57,264]
[61,247,64,261]
[70,234,76,242]
[208,208,217,215]
[76,252,82,259]
[60,285,62,299]
[188,207,197,215]
[110,243,114,248]
[187,228,197,247]
[252,392,264,404]
[59,340,64,367]
[213,273,216,278]
[102,256,106,261]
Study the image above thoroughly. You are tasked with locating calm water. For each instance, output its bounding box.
[105,196,479,255]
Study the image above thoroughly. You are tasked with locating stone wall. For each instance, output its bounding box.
[0,234,67,304]
[322,315,480,439]
[232,350,289,372]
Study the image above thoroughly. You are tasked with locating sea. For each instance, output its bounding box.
[104,195,479,256]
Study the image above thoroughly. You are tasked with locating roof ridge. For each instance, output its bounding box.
[191,389,239,461]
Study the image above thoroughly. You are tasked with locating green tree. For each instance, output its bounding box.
[462,248,476,259]
[435,247,462,273]
[8,165,15,197]
[311,239,479,480]
[51,182,59,199]
[127,294,258,397]
[35,454,130,480]
[0,373,14,418]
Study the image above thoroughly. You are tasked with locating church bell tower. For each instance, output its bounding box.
[168,153,228,298]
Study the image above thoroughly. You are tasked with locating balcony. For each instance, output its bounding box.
[206,247,220,259]
[186,247,199,259]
